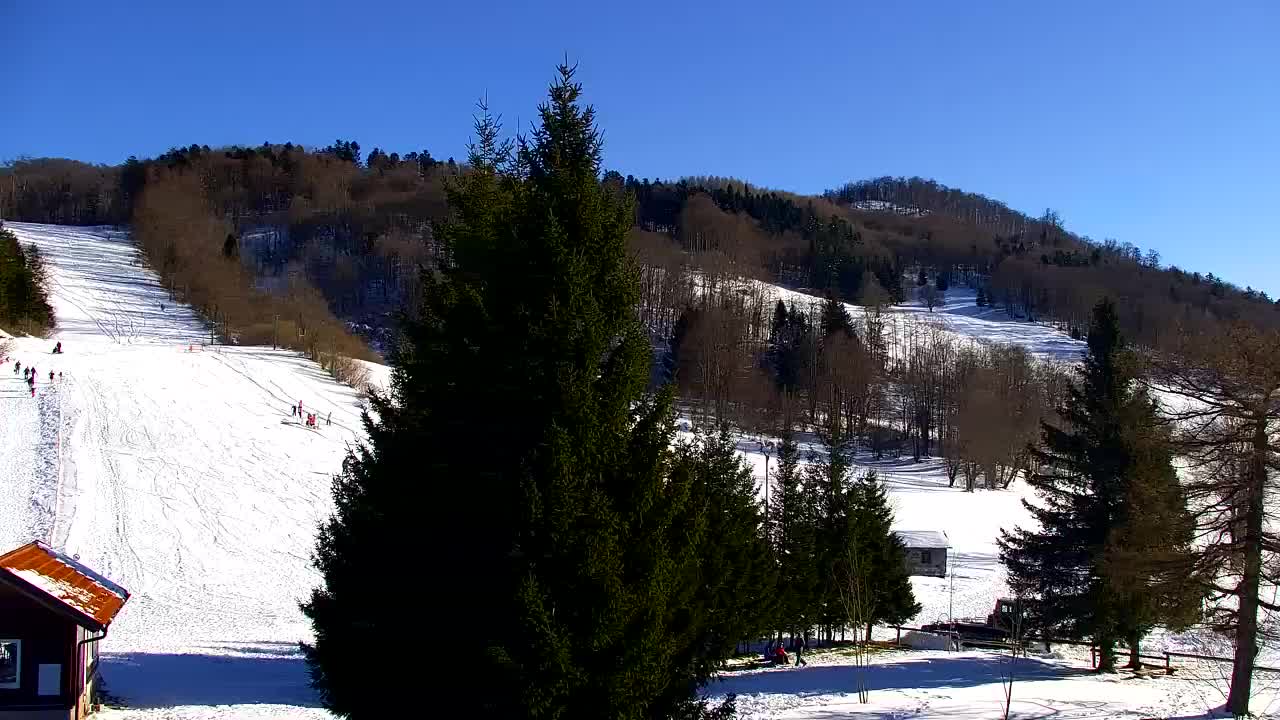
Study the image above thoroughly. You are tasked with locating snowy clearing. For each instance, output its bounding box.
[706,644,1280,719]
[765,281,1087,365]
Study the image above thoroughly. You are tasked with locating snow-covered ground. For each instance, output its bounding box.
[706,644,1280,719]
[0,222,376,718]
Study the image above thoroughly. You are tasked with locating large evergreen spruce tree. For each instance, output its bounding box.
[1102,387,1202,667]
[847,470,920,640]
[304,65,740,718]
[999,299,1200,672]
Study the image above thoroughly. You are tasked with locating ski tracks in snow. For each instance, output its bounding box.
[1,223,377,717]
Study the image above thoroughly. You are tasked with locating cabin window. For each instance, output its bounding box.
[0,639,19,688]
[921,550,932,565]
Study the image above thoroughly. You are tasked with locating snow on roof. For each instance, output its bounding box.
[893,530,949,549]
[0,540,129,631]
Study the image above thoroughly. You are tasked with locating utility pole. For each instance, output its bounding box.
[948,564,955,651]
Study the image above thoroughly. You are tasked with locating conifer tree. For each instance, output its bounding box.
[1103,389,1203,667]
[665,306,697,384]
[770,425,817,639]
[0,225,53,333]
[671,426,776,667]
[769,299,787,346]
[805,427,856,637]
[998,299,1199,672]
[770,302,810,392]
[820,294,853,337]
[847,470,920,640]
[304,66,738,719]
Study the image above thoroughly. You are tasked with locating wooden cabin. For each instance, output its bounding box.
[0,541,129,719]
[893,530,949,578]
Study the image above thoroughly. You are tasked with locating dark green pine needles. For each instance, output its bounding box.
[999,299,1201,671]
[303,65,770,719]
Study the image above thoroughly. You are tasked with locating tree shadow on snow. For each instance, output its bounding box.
[709,654,1086,698]
[102,648,321,708]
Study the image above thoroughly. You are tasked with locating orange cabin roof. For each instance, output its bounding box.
[0,541,129,632]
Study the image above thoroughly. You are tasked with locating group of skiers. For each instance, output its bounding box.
[8,361,61,397]
[291,400,331,428]
[4,341,66,397]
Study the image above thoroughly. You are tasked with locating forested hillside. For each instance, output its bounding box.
[3,152,1277,360]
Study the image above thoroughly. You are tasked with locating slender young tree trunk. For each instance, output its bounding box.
[865,622,872,643]
[1226,418,1268,716]
[1096,633,1116,673]
[1127,631,1140,669]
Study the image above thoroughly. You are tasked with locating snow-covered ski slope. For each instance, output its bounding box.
[774,281,1085,364]
[0,222,391,718]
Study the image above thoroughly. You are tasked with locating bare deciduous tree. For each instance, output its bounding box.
[1152,322,1280,718]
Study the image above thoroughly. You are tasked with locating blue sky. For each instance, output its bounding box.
[5,1,1277,295]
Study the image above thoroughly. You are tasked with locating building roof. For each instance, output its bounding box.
[893,530,950,549]
[0,541,129,632]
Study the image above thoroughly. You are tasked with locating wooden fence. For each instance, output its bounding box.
[889,625,1280,676]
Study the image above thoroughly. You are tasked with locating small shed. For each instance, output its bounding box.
[893,530,949,578]
[0,541,129,719]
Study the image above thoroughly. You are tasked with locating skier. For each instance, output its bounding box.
[326,411,332,426]
[298,400,303,417]
[48,371,54,382]
[291,405,296,417]
[13,361,18,374]
[58,372,62,381]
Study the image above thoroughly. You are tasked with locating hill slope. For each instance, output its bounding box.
[0,222,389,718]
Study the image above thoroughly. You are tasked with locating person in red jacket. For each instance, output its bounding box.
[772,645,788,666]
